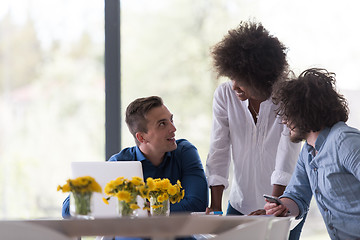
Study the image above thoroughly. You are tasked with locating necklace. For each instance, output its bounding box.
[249,102,259,119]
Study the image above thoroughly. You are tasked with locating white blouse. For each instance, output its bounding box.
[206,81,301,214]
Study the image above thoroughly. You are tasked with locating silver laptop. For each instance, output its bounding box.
[71,161,147,217]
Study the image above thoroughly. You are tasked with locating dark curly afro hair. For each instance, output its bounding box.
[212,21,288,99]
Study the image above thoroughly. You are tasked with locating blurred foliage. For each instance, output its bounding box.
[120,0,249,158]
[0,8,104,218]
[0,13,42,91]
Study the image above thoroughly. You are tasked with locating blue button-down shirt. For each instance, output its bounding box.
[62,139,208,217]
[282,122,360,240]
[108,139,208,213]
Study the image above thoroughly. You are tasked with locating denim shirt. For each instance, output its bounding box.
[282,122,360,240]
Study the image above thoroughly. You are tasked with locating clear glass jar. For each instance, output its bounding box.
[117,200,137,217]
[150,196,170,216]
[70,192,94,219]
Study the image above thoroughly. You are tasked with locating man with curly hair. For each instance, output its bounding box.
[265,68,360,239]
[205,21,303,239]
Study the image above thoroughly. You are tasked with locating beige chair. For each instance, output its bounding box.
[0,221,74,240]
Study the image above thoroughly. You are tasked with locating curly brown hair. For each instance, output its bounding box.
[125,96,163,145]
[272,68,349,133]
[211,20,288,99]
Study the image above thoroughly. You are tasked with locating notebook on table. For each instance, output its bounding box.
[71,161,147,217]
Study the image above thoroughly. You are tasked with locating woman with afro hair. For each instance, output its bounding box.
[205,20,304,239]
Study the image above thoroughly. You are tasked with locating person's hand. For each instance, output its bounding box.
[205,207,223,215]
[249,209,266,215]
[205,207,212,214]
[264,202,289,217]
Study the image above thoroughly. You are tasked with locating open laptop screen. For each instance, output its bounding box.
[71,161,146,217]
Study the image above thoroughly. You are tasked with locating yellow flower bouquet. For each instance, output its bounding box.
[57,176,102,218]
[143,177,185,216]
[103,176,146,217]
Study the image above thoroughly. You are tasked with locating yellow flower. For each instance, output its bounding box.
[177,180,182,188]
[62,184,70,192]
[167,185,177,195]
[157,194,164,202]
[131,176,144,186]
[103,176,144,210]
[104,181,116,195]
[116,190,132,203]
[145,177,185,205]
[169,195,177,204]
[179,190,185,202]
[146,178,156,191]
[90,180,102,193]
[130,204,140,210]
[57,176,102,194]
[114,177,125,186]
[79,178,88,185]
[157,179,170,190]
[164,193,170,201]
[139,185,149,199]
[102,197,109,205]
[152,204,164,209]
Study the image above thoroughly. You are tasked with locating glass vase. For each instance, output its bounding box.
[117,200,137,217]
[150,196,170,216]
[70,192,94,219]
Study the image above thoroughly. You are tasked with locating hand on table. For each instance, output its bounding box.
[249,209,266,215]
[205,207,223,215]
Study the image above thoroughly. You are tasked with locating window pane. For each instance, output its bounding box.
[0,0,105,218]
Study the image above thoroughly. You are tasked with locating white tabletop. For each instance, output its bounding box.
[0,214,293,240]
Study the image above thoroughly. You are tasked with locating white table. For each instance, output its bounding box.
[0,214,294,240]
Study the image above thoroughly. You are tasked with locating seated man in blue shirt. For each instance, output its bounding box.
[264,68,360,240]
[62,96,208,217]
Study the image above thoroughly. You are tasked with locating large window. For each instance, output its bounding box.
[1,1,360,239]
[0,0,105,218]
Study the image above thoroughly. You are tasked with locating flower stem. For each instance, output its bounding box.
[72,192,92,215]
[118,200,135,216]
